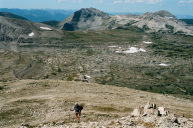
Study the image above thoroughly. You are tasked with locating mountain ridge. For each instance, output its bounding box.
[60,8,193,36]
[0,8,74,22]
[0,12,28,20]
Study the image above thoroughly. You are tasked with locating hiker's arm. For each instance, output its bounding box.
[70,108,74,111]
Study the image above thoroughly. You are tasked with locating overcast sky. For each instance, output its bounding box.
[0,0,193,15]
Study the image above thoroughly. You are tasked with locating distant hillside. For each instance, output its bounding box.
[0,8,74,22]
[42,20,60,27]
[180,19,193,26]
[176,15,193,19]
[0,15,63,45]
[0,12,27,20]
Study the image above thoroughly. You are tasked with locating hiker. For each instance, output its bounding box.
[70,103,83,123]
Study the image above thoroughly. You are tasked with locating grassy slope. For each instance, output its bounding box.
[0,80,193,128]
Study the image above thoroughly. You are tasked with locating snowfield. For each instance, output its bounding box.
[159,63,170,66]
[143,41,153,44]
[123,47,146,54]
[40,27,52,31]
[28,32,34,37]
[108,46,118,48]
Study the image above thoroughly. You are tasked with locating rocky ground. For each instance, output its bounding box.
[26,103,193,128]
[1,80,193,128]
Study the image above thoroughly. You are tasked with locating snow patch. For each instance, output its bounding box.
[115,50,121,53]
[28,32,34,37]
[108,46,118,48]
[159,63,169,66]
[165,16,174,19]
[139,48,146,52]
[123,47,146,54]
[40,27,52,31]
[143,41,153,44]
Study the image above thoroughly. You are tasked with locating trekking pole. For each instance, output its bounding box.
[69,111,70,124]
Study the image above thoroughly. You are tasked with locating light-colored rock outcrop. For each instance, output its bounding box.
[22,103,193,128]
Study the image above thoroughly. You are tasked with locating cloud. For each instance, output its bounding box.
[114,0,162,4]
[57,0,83,3]
[113,0,123,4]
[178,0,193,3]
[147,0,162,4]
[57,0,64,3]
[125,0,143,3]
[94,0,104,4]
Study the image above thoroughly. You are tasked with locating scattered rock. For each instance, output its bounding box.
[32,103,193,128]
[21,123,31,128]
[131,109,140,117]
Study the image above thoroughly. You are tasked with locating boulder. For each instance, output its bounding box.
[158,107,168,116]
[131,109,140,117]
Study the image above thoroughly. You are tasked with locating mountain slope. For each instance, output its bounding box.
[62,8,111,31]
[110,12,193,35]
[0,15,62,44]
[41,20,60,27]
[0,12,28,20]
[1,80,193,128]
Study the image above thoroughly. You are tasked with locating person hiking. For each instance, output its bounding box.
[70,103,83,123]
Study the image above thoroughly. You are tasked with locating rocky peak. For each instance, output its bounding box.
[62,8,110,31]
[154,10,176,19]
[72,8,110,22]
[141,12,156,20]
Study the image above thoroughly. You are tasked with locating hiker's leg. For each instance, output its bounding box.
[76,113,80,122]
[77,113,80,121]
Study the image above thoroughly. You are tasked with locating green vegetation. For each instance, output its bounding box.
[86,49,95,56]
[61,29,144,44]
[149,33,193,58]
[0,85,5,90]
[42,20,60,27]
[165,24,174,33]
[1,29,193,99]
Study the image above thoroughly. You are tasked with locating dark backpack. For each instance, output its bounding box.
[75,105,83,112]
[79,105,83,111]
